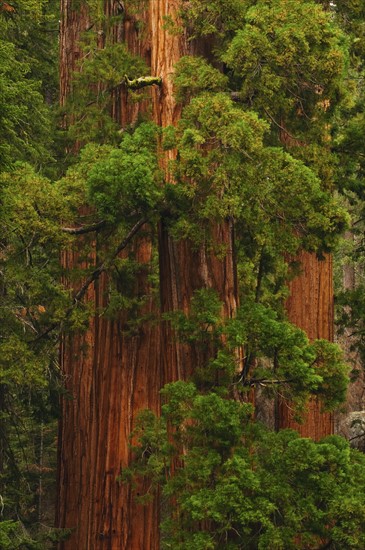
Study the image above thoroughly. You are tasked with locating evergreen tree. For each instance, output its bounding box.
[55,1,358,549]
[0,1,67,545]
[1,0,365,549]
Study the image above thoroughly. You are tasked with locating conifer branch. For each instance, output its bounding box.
[31,217,147,342]
[72,217,147,304]
[245,377,296,387]
[263,108,301,142]
[61,220,106,235]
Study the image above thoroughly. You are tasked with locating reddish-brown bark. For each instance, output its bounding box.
[59,1,89,108]
[150,1,238,385]
[57,237,160,550]
[278,251,334,438]
[276,112,334,439]
[57,3,159,549]
[57,2,239,548]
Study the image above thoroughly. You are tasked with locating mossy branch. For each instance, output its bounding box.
[124,75,162,90]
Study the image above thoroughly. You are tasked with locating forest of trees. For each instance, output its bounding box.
[1,0,365,548]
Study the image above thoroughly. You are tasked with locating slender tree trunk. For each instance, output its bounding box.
[56,3,159,549]
[278,251,334,438]
[334,231,365,447]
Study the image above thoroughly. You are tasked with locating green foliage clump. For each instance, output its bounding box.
[233,302,348,413]
[168,289,349,414]
[66,38,149,144]
[173,56,228,103]
[223,0,348,125]
[334,0,365,62]
[0,521,39,549]
[335,109,365,198]
[56,142,114,218]
[179,0,247,39]
[0,164,72,383]
[86,123,162,222]
[165,91,348,263]
[0,520,71,549]
[127,382,365,549]
[0,0,58,172]
[0,40,52,169]
[164,288,223,346]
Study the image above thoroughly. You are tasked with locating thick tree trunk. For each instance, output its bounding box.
[276,115,334,439]
[57,2,239,547]
[56,2,159,549]
[59,1,89,108]
[150,1,238,385]
[278,251,334,438]
[57,246,160,550]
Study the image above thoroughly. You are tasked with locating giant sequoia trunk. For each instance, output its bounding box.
[56,2,160,549]
[150,2,238,384]
[278,251,334,438]
[57,2,335,546]
[57,1,237,549]
[276,118,334,439]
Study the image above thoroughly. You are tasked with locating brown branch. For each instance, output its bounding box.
[263,109,301,142]
[32,323,56,343]
[244,378,296,387]
[31,217,147,342]
[70,216,147,305]
[61,220,106,235]
[349,432,365,442]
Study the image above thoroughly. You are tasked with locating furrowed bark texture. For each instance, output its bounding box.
[158,221,238,383]
[57,241,160,550]
[150,1,238,384]
[57,2,159,549]
[58,1,239,547]
[59,1,89,107]
[278,251,334,438]
[277,121,334,439]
